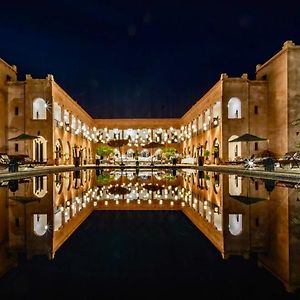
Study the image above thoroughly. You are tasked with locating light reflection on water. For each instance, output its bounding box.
[0,168,299,293]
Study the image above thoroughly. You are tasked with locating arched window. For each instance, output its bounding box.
[126,148,134,158]
[71,115,77,130]
[214,211,222,231]
[54,209,62,232]
[213,138,220,159]
[203,110,210,131]
[33,98,47,120]
[33,136,47,163]
[64,141,71,161]
[33,214,48,236]
[54,174,63,194]
[33,176,48,198]
[55,139,63,159]
[228,214,243,236]
[154,148,162,159]
[53,102,61,122]
[229,174,242,195]
[228,97,241,119]
[64,173,71,190]
[198,114,203,131]
[228,135,241,161]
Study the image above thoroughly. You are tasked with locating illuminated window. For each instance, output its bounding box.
[228,97,241,119]
[64,110,70,124]
[53,102,61,121]
[33,214,48,236]
[33,98,47,120]
[228,214,243,236]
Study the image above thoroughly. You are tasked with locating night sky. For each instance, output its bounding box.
[0,0,299,118]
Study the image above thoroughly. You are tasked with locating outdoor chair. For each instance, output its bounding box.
[13,155,48,168]
[277,151,300,169]
[223,156,245,166]
[0,153,10,169]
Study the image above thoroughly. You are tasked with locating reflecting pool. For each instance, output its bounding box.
[0,168,299,298]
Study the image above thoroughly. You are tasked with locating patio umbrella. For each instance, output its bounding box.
[229,133,267,143]
[230,195,267,205]
[108,185,130,200]
[8,133,38,141]
[107,139,129,166]
[108,186,130,195]
[144,184,160,192]
[144,184,161,201]
[144,142,163,166]
[9,195,39,203]
[229,133,267,157]
[256,149,279,159]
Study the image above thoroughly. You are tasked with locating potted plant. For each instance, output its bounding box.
[96,144,114,164]
[54,149,62,166]
[162,147,176,162]
[204,149,210,160]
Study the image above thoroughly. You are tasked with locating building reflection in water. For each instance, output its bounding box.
[0,168,299,293]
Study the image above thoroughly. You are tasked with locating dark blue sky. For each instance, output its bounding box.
[0,0,299,118]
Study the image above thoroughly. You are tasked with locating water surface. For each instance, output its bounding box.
[0,168,299,299]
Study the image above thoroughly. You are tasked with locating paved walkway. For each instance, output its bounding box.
[0,163,300,183]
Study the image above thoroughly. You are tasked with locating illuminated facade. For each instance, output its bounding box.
[0,40,299,165]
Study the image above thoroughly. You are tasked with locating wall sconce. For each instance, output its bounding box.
[213,117,219,126]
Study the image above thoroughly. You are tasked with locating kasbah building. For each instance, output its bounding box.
[0,40,299,165]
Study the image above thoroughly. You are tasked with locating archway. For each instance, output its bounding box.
[154,148,162,160]
[64,141,71,164]
[33,176,48,198]
[126,148,134,159]
[204,141,210,160]
[228,135,241,161]
[55,139,63,164]
[140,149,149,157]
[33,136,47,163]
[213,138,220,162]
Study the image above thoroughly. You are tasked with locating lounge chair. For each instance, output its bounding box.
[11,155,47,168]
[277,151,300,169]
[0,153,10,169]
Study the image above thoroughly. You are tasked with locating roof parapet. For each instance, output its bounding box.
[220,73,228,80]
[47,74,54,81]
[256,64,261,72]
[282,40,295,50]
[11,65,17,72]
